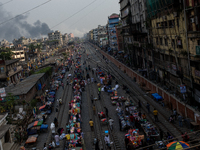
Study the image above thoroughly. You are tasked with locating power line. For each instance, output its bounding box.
[68,0,107,28]
[49,0,98,30]
[0,0,52,26]
[0,0,14,7]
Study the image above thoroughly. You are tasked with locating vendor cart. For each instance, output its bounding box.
[98,112,107,125]
[25,134,38,148]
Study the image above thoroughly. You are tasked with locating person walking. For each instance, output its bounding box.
[146,102,150,113]
[104,134,111,148]
[91,95,94,104]
[61,82,64,89]
[119,119,122,131]
[104,107,108,117]
[95,138,100,150]
[178,114,183,127]
[129,114,135,128]
[159,128,163,140]
[108,118,114,131]
[173,109,177,120]
[89,119,94,131]
[153,108,158,122]
[93,105,96,115]
[138,100,142,108]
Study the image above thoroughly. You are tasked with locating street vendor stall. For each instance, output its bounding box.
[125,129,144,148]
[25,134,38,147]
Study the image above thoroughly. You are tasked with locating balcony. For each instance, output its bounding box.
[8,66,23,77]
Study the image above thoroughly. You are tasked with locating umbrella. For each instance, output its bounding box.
[39,105,46,110]
[167,141,190,150]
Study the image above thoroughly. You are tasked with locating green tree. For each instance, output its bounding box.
[5,93,16,113]
[0,50,13,60]
[29,43,35,52]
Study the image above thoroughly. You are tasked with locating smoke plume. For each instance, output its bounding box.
[0,5,53,42]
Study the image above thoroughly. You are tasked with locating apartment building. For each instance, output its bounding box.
[108,13,120,52]
[48,30,63,45]
[93,28,98,43]
[97,25,108,47]
[12,50,25,61]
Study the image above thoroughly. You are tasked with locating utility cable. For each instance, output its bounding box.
[0,0,14,7]
[68,0,106,28]
[50,0,98,30]
[0,0,52,26]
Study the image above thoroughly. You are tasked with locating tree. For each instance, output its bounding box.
[5,93,16,113]
[0,50,13,60]
[29,43,35,52]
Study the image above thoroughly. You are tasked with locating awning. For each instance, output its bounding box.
[152,93,163,100]
[39,105,46,110]
[27,120,43,129]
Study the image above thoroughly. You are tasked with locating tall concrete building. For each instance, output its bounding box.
[108,13,120,53]
[93,28,98,44]
[48,30,63,45]
[97,25,108,48]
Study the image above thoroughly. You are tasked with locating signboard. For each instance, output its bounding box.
[180,84,186,94]
[0,88,6,97]
[196,46,200,55]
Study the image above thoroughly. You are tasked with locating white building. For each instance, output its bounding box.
[12,50,25,61]
[0,39,9,46]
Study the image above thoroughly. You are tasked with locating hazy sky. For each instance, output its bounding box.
[0,0,120,42]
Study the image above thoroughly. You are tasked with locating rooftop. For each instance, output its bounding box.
[5,59,20,66]
[5,73,45,96]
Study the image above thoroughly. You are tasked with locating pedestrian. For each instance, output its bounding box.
[129,114,135,128]
[104,107,108,117]
[146,102,150,113]
[50,122,55,136]
[66,123,70,134]
[95,138,100,150]
[93,105,96,114]
[108,118,114,131]
[138,100,142,108]
[43,143,47,150]
[91,77,94,83]
[159,128,163,140]
[98,92,101,100]
[119,119,122,131]
[104,134,111,148]
[89,119,94,131]
[153,108,158,122]
[61,82,64,89]
[178,114,183,127]
[54,133,60,146]
[125,136,129,150]
[138,111,142,118]
[91,95,93,104]
[173,109,177,120]
[98,87,101,94]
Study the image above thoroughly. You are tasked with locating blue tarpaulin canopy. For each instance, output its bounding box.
[152,93,162,100]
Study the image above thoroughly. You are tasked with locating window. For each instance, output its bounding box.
[172,39,175,48]
[169,20,174,27]
[156,38,159,45]
[198,40,200,45]
[177,18,179,27]
[0,67,4,73]
[177,39,183,48]
[165,39,168,46]
[160,38,163,45]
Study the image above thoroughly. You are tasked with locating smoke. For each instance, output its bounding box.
[0,5,53,42]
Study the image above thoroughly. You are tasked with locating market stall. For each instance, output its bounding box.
[125,129,144,148]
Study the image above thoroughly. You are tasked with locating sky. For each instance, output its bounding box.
[0,0,120,42]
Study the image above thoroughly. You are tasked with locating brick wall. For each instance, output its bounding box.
[100,49,200,124]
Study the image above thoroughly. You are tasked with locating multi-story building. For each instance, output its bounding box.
[119,0,133,65]
[89,30,94,41]
[185,0,200,105]
[97,25,108,48]
[12,50,25,61]
[146,0,192,101]
[0,59,23,86]
[0,39,9,47]
[130,0,148,70]
[13,37,36,46]
[116,24,123,52]
[93,28,98,44]
[48,30,63,45]
[108,13,120,53]
[62,33,69,45]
